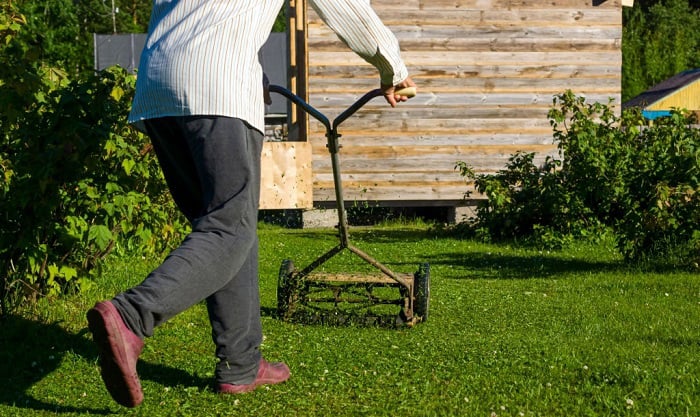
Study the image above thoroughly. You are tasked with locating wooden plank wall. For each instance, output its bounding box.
[304,0,622,206]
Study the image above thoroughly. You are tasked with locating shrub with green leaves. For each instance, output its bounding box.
[1,5,187,314]
[456,91,620,248]
[457,91,700,267]
[616,110,700,266]
[455,152,580,248]
[1,67,188,314]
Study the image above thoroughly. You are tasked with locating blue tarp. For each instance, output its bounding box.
[642,110,672,120]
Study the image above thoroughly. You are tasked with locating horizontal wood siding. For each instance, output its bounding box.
[305,0,622,205]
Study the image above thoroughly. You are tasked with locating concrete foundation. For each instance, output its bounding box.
[448,205,477,224]
[300,208,339,228]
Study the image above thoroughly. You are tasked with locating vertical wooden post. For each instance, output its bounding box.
[287,0,308,142]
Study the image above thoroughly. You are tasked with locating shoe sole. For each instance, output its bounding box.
[217,361,290,394]
[87,303,143,407]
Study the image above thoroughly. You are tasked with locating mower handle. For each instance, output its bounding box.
[268,85,415,131]
[268,84,331,131]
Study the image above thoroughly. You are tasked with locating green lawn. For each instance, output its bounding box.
[1,223,698,416]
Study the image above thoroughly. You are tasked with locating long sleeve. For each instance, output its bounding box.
[309,0,408,86]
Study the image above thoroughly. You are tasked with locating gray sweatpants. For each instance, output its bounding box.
[112,116,263,385]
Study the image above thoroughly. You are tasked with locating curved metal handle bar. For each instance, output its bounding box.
[332,89,384,128]
[268,85,383,131]
[268,85,330,131]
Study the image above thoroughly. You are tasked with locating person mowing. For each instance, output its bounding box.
[87,0,415,407]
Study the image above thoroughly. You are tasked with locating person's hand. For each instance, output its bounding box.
[263,73,272,105]
[381,77,416,107]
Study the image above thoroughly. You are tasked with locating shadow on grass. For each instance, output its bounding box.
[426,251,625,279]
[285,227,443,244]
[282,228,626,279]
[0,314,208,414]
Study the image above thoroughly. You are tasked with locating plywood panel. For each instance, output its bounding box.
[260,141,313,209]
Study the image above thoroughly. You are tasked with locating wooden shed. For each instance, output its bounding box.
[275,0,624,212]
[622,69,700,120]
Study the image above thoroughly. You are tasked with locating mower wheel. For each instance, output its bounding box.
[413,263,430,322]
[277,259,297,319]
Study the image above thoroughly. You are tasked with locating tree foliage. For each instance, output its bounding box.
[622,0,700,101]
[13,0,151,77]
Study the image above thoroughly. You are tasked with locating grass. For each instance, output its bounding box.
[1,222,698,416]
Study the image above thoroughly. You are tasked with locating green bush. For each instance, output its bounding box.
[622,0,700,102]
[616,110,700,266]
[455,152,582,248]
[457,91,700,268]
[1,5,187,314]
[1,66,188,314]
[456,92,620,248]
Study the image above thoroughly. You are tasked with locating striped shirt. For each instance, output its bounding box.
[128,0,409,134]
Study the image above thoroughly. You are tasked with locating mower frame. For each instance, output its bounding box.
[269,85,429,326]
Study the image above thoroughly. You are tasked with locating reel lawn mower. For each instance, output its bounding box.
[269,85,429,327]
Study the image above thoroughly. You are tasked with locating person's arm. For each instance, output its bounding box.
[309,0,415,106]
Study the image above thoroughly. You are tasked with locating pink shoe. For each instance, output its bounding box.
[217,359,291,394]
[87,301,144,407]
